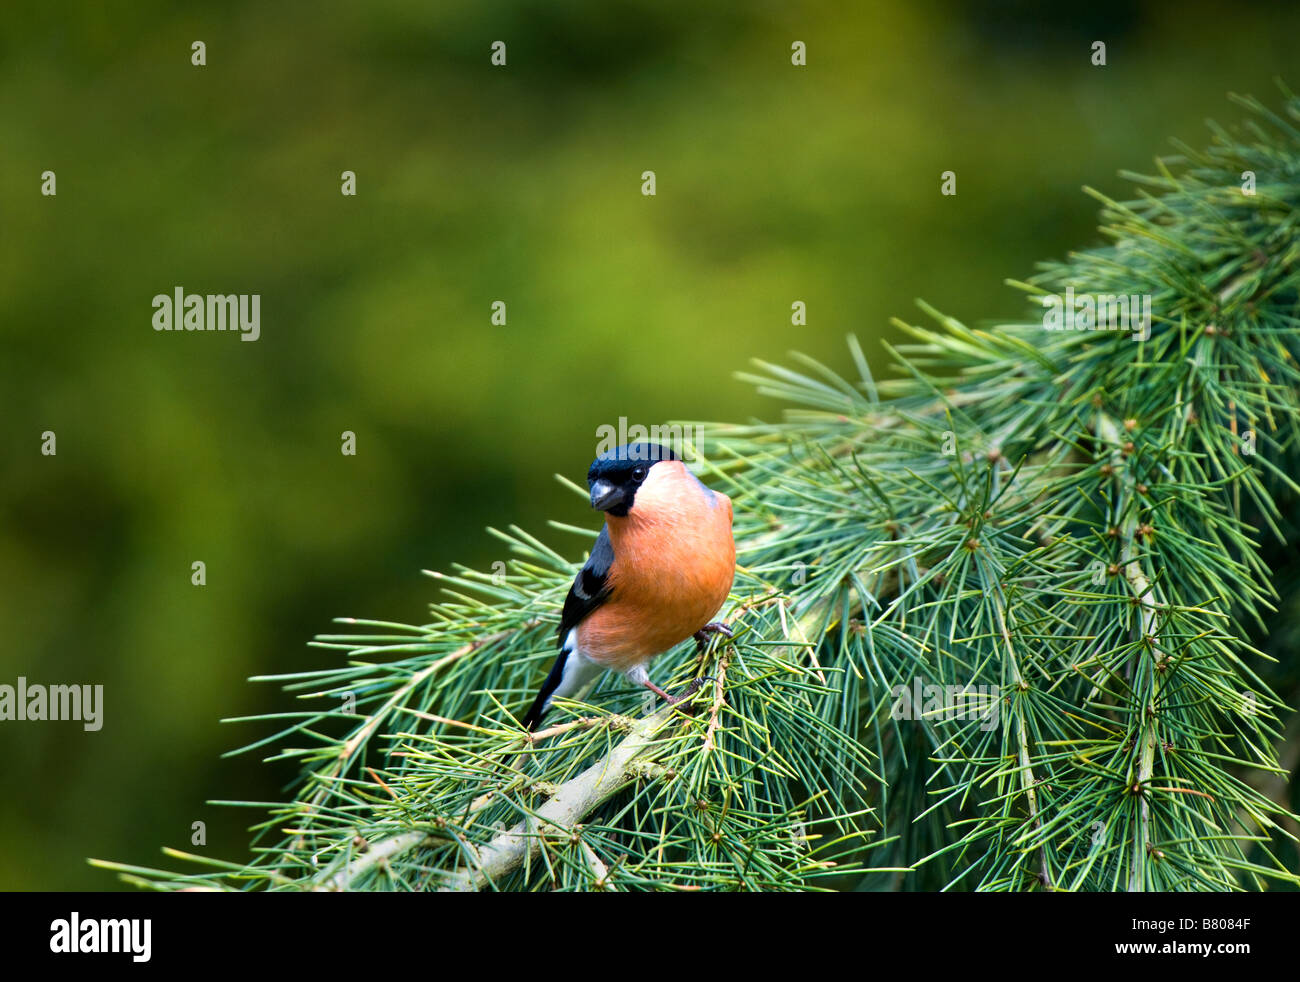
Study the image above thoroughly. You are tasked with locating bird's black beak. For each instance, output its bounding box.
[589,479,622,511]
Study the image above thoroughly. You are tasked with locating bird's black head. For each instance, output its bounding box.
[587,442,679,516]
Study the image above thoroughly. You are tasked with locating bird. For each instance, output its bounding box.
[521,441,736,730]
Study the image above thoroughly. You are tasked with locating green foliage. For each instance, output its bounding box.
[96,89,1300,891]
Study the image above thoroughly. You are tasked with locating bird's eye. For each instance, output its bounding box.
[631,465,648,483]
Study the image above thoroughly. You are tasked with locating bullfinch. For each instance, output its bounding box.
[521,442,736,730]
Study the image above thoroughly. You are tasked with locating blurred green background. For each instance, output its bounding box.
[3,0,1299,889]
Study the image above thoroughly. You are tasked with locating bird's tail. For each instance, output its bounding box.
[521,650,569,730]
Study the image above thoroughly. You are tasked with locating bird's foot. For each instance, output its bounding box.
[677,675,716,700]
[642,676,712,711]
[693,622,734,653]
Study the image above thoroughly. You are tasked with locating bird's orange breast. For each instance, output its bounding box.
[576,461,734,671]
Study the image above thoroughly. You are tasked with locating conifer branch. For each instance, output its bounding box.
[94,87,1300,893]
[438,703,680,891]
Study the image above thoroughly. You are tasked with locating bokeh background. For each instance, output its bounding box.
[3,0,1299,889]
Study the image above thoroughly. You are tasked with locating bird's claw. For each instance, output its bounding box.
[693,622,734,651]
[662,676,713,710]
[682,676,715,697]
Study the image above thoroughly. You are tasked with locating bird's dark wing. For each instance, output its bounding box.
[521,527,616,730]
[556,525,615,647]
